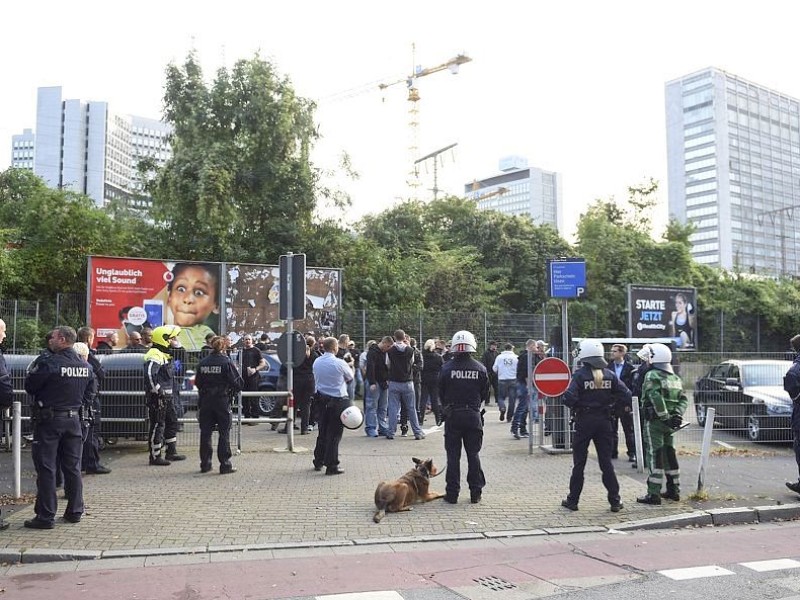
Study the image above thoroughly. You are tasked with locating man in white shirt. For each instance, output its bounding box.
[312,337,353,475]
[492,343,518,422]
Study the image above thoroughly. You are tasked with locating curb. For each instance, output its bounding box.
[7,504,800,565]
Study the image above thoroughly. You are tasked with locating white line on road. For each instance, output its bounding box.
[658,565,736,580]
[317,593,403,600]
[740,559,800,572]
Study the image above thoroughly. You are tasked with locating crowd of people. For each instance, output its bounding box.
[20,314,800,530]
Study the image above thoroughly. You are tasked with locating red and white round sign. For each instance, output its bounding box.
[532,357,572,397]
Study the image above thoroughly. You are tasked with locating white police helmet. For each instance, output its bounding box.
[340,405,364,430]
[451,330,477,353]
[649,343,674,373]
[636,344,653,363]
[577,339,607,369]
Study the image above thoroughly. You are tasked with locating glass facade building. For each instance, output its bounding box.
[465,156,563,232]
[10,86,171,208]
[666,68,800,276]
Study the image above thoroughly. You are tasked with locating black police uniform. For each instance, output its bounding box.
[81,350,106,473]
[439,353,489,503]
[195,351,244,473]
[562,364,631,511]
[24,346,91,526]
[784,355,800,487]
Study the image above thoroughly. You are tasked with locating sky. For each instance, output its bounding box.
[3,1,800,240]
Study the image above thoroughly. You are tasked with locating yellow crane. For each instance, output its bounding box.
[470,185,508,203]
[378,47,472,198]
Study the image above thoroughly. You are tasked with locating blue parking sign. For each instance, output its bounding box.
[547,258,586,298]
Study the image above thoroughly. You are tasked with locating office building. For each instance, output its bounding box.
[10,86,171,208]
[465,156,563,232]
[666,68,800,275]
[10,129,35,171]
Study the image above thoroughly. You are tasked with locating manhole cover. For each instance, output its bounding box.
[474,575,517,591]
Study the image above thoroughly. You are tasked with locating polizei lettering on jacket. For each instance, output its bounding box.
[199,366,222,374]
[450,370,479,380]
[583,380,612,390]
[61,366,90,378]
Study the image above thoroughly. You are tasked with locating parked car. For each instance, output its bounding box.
[694,359,792,442]
[224,350,282,417]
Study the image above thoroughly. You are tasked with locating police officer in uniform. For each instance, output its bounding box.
[24,326,91,528]
[143,325,187,466]
[785,334,800,495]
[637,343,688,504]
[439,330,489,504]
[195,336,243,474]
[561,339,630,513]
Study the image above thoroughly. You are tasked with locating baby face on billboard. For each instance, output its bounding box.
[168,264,219,327]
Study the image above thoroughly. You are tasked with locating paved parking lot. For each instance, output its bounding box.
[0,403,798,559]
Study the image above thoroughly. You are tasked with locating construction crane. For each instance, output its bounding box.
[470,185,508,203]
[378,47,472,199]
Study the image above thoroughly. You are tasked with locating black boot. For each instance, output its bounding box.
[150,455,171,466]
[165,442,186,461]
[636,493,662,505]
[499,410,505,422]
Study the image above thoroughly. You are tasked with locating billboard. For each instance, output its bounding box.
[225,263,340,346]
[88,256,341,351]
[627,285,697,350]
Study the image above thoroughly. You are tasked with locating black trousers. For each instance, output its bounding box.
[567,412,620,506]
[421,376,442,424]
[32,414,84,523]
[444,408,485,499]
[147,395,178,459]
[293,378,315,433]
[313,396,346,469]
[199,395,233,469]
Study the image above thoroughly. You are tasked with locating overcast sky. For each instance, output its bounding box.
[3,1,799,238]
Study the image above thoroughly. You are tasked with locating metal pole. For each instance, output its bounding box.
[720,310,724,354]
[285,253,295,452]
[13,400,21,499]
[12,300,18,351]
[361,308,366,351]
[484,311,488,352]
[561,298,571,450]
[527,346,534,454]
[236,350,243,454]
[632,396,644,474]
[55,293,61,327]
[696,407,716,494]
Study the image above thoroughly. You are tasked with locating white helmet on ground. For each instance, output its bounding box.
[649,343,674,373]
[577,339,607,369]
[340,405,364,430]
[451,330,477,353]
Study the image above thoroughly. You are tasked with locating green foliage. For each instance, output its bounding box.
[149,52,318,264]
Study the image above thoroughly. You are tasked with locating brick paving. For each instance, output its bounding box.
[0,404,796,556]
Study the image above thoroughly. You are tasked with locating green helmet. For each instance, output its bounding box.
[151,325,181,348]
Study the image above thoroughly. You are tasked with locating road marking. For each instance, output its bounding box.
[658,565,735,580]
[740,559,800,572]
[317,593,403,600]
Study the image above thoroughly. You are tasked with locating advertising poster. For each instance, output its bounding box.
[225,263,341,345]
[627,285,697,349]
[88,257,223,351]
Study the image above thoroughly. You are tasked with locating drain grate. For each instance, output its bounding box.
[474,575,517,591]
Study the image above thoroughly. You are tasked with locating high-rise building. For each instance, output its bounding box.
[666,68,800,276]
[10,128,35,171]
[465,156,563,232]
[10,86,171,208]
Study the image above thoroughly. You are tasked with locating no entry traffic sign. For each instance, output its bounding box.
[533,357,572,397]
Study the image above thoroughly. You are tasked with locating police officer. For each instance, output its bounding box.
[785,335,800,494]
[143,325,186,466]
[561,339,630,513]
[195,336,243,474]
[439,330,489,504]
[312,336,354,475]
[637,343,688,505]
[0,318,13,530]
[24,326,91,528]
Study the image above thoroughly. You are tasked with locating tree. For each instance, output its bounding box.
[148,52,319,264]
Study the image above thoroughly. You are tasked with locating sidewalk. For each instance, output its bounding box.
[1,404,799,563]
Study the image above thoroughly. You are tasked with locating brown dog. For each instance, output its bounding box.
[373,457,444,523]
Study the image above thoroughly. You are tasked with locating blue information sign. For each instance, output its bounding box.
[547,258,586,298]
